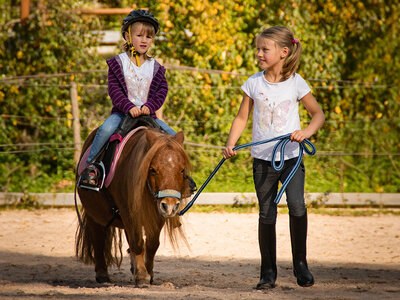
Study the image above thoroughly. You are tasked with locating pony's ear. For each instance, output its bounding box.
[146,129,158,144]
[174,131,184,145]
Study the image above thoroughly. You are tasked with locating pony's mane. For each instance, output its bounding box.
[119,128,191,247]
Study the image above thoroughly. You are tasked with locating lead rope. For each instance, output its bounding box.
[74,177,83,228]
[179,133,316,216]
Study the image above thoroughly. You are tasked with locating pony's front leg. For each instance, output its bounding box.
[144,226,162,284]
[126,230,151,286]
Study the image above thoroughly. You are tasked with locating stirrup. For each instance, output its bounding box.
[77,161,106,192]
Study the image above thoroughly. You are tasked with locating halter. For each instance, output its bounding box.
[147,180,182,200]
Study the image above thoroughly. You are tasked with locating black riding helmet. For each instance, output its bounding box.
[121,9,159,39]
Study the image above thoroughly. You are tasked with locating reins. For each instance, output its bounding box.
[179,133,316,216]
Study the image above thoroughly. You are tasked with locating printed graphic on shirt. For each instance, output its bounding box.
[257,92,291,133]
[119,53,154,107]
[125,67,152,106]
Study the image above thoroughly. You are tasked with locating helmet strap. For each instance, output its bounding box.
[128,26,141,67]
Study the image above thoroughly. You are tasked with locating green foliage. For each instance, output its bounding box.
[0,0,107,192]
[0,0,399,193]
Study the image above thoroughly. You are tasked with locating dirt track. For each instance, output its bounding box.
[0,208,399,299]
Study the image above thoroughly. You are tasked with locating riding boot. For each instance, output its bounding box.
[78,161,105,191]
[289,211,314,287]
[256,222,277,289]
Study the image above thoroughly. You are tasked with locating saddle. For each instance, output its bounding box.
[102,115,162,174]
[78,115,163,191]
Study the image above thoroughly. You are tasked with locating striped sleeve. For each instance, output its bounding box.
[107,60,135,114]
[143,66,168,114]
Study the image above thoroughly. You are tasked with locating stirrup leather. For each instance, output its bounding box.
[77,161,106,191]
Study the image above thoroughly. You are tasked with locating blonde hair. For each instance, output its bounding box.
[121,21,156,58]
[258,26,302,80]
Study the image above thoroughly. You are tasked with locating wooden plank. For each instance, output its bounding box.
[77,8,138,15]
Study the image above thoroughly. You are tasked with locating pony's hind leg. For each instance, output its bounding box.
[86,217,111,283]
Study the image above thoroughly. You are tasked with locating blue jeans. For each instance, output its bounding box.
[86,113,125,163]
[86,114,176,164]
[156,118,176,136]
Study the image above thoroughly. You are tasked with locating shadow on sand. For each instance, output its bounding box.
[0,250,399,299]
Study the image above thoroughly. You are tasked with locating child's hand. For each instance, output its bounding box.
[129,107,141,118]
[290,129,312,143]
[141,105,150,115]
[223,146,237,159]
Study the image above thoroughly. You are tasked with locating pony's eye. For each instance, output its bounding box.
[181,169,185,174]
[150,167,157,174]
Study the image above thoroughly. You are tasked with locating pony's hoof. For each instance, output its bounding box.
[96,275,111,283]
[135,279,151,288]
[135,272,151,287]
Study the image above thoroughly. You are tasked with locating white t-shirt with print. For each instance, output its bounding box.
[241,72,311,161]
[119,52,154,107]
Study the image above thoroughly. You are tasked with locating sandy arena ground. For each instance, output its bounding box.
[0,208,399,299]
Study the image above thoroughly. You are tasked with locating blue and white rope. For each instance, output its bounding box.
[179,133,316,216]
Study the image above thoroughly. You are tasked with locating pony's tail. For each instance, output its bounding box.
[75,209,124,268]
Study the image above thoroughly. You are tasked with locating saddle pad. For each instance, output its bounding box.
[78,126,147,187]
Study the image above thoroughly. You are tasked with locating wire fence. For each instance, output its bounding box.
[0,66,394,89]
[1,140,399,156]
[1,68,398,157]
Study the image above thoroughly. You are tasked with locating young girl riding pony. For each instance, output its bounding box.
[223,26,325,289]
[78,9,183,190]
[79,9,177,190]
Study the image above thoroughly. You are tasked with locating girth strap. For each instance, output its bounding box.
[102,188,122,227]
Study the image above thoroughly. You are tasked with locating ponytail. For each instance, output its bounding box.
[282,38,302,80]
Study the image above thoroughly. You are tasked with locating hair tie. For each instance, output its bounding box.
[292,38,299,45]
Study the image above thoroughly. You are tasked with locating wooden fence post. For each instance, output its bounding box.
[70,82,81,168]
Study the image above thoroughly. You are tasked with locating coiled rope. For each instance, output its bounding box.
[179,133,316,216]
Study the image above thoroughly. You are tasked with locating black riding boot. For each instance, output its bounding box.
[289,211,314,287]
[77,162,105,191]
[256,222,277,289]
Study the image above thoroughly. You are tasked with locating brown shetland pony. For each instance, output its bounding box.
[75,127,191,285]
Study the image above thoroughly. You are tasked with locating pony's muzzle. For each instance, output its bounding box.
[159,199,181,217]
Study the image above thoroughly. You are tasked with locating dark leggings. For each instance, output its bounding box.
[253,157,306,224]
